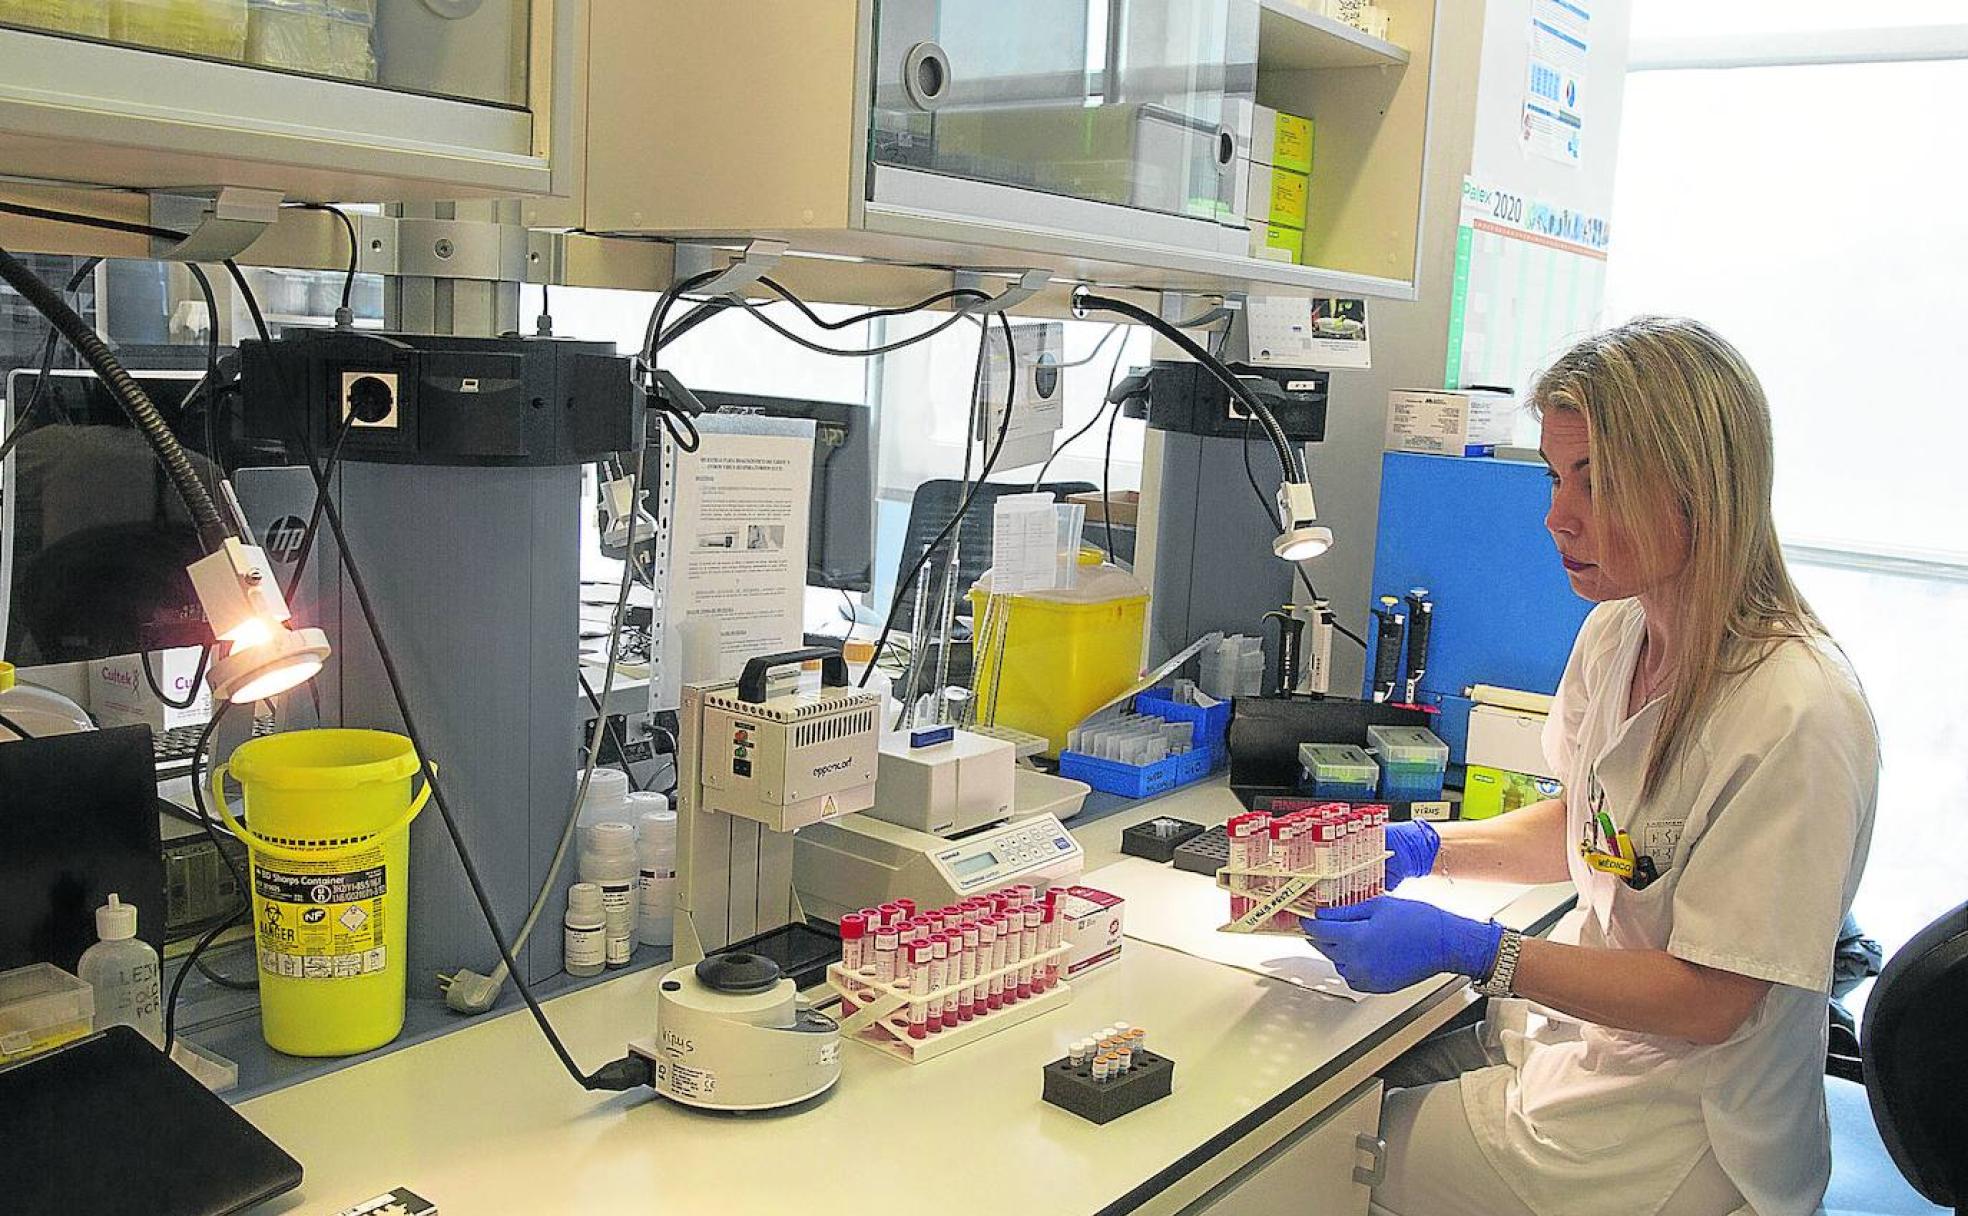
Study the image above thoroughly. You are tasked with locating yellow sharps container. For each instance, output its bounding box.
[211,729,429,1056]
[969,559,1149,757]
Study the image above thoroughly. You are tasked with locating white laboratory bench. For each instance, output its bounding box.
[237,782,1574,1216]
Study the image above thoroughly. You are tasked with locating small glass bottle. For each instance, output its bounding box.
[564,883,607,979]
[77,894,162,1048]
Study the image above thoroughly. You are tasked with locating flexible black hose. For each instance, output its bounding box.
[0,243,231,549]
[1072,289,1303,482]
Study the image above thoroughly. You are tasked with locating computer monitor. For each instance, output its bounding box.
[1,368,218,665]
[696,391,875,593]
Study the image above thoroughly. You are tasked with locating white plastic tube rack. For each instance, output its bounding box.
[1215,850,1393,935]
[827,942,1073,1064]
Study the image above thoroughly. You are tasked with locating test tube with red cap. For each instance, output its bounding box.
[941,931,962,1030]
[878,901,905,928]
[907,940,932,1039]
[1017,904,1042,1000]
[994,912,1018,1007]
[839,913,868,1014]
[984,912,1015,1007]
[874,917,900,984]
[978,917,1001,1012]
[958,919,981,1021]
[926,934,949,1033]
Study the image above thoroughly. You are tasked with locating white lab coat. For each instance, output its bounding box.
[1459,599,1877,1216]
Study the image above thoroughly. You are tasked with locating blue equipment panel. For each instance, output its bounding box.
[1365,453,1593,732]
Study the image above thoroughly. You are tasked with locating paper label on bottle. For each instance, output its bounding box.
[253,845,389,980]
[600,880,635,964]
[565,924,606,970]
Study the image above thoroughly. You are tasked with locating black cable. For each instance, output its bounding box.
[0,200,181,240]
[636,269,724,453]
[1234,414,1369,651]
[233,271,650,1091]
[727,291,984,359]
[757,277,990,332]
[0,710,34,739]
[1101,388,1124,562]
[163,907,244,1053]
[281,412,356,602]
[0,242,230,549]
[183,263,223,481]
[281,202,358,311]
[0,257,102,465]
[859,312,1019,688]
[141,646,213,710]
[1032,333,1129,491]
[166,702,258,1051]
[194,954,259,991]
[578,668,641,793]
[1073,289,1303,481]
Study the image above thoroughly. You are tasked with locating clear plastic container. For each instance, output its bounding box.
[111,0,248,59]
[0,963,94,1064]
[245,0,375,81]
[1298,743,1380,799]
[0,0,110,36]
[76,894,162,1047]
[0,662,95,741]
[575,766,632,833]
[1366,724,1449,802]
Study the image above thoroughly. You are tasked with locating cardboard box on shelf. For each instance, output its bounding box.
[1385,389,1519,457]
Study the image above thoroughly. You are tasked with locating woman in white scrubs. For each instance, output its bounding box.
[1302,318,1878,1216]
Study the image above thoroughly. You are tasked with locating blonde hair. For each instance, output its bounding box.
[1532,317,1821,799]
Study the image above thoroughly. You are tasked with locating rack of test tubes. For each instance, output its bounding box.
[1057,691,1225,799]
[1042,1021,1174,1124]
[827,885,1073,1064]
[1215,806,1391,935]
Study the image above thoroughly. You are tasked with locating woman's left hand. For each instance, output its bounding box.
[1300,897,1505,993]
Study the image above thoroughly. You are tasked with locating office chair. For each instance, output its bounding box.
[893,479,1097,617]
[1856,899,1968,1215]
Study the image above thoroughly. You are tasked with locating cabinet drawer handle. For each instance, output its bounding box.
[1352,1134,1388,1188]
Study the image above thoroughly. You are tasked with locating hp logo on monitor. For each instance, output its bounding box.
[263,515,309,564]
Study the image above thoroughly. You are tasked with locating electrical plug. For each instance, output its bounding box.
[437,965,505,1015]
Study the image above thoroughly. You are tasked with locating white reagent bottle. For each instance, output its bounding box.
[564,883,607,978]
[77,894,162,1047]
[633,797,677,948]
[579,821,639,967]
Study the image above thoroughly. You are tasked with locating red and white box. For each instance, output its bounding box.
[1053,885,1125,979]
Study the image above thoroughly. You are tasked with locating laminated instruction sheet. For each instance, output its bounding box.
[656,414,814,708]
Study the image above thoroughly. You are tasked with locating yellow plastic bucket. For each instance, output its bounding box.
[969,563,1149,757]
[211,729,430,1057]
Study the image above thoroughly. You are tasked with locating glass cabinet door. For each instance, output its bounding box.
[870,0,1258,226]
[0,0,530,105]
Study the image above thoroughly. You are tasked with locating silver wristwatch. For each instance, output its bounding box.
[1475,928,1523,998]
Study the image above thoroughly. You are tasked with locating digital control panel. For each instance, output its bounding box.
[928,814,1082,893]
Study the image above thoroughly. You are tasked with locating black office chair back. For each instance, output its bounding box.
[895,479,1096,615]
[1861,899,1968,1212]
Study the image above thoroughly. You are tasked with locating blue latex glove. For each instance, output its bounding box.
[1299,897,1504,994]
[1383,819,1441,891]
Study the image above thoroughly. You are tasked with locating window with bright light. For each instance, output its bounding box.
[1608,9,1968,972]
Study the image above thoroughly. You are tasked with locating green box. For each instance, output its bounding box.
[1249,223,1303,263]
[1461,765,1563,821]
[1272,112,1314,175]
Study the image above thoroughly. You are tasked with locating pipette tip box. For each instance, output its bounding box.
[1043,1050,1175,1124]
